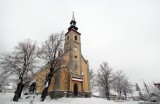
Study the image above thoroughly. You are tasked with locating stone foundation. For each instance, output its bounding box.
[85,92,91,98]
[48,91,91,98]
[48,91,64,99]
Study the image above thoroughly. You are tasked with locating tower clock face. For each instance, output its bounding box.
[74,47,78,51]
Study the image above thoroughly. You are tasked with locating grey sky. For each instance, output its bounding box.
[0,0,160,87]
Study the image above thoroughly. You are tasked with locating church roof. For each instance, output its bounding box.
[33,63,50,76]
[81,54,88,64]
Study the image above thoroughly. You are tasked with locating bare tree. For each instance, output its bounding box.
[97,62,116,100]
[0,68,13,91]
[37,32,69,101]
[112,70,133,100]
[0,39,37,101]
[122,77,133,100]
[112,70,126,100]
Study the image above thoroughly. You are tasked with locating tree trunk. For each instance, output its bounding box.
[124,89,127,100]
[40,68,53,101]
[106,85,110,100]
[41,86,49,101]
[119,91,121,100]
[40,65,66,101]
[106,90,110,100]
[13,77,24,101]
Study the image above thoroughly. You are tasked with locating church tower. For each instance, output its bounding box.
[63,13,91,97]
[65,13,82,78]
[33,13,91,98]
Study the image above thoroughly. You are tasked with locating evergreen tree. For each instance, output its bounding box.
[135,83,144,100]
[136,83,141,91]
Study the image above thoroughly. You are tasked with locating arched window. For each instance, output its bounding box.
[75,36,77,41]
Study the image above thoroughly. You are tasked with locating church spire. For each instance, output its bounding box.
[68,12,78,31]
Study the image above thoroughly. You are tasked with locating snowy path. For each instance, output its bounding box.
[0,93,139,104]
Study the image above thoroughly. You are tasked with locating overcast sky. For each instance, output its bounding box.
[0,0,160,87]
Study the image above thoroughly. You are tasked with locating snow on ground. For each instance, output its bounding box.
[0,93,140,104]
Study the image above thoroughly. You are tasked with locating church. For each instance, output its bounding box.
[33,14,91,98]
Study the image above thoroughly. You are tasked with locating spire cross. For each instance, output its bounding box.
[72,12,75,21]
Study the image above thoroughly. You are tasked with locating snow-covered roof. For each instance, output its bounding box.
[127,91,139,97]
[110,89,118,95]
[4,86,14,90]
[92,92,100,96]
[133,91,139,97]
[72,78,83,81]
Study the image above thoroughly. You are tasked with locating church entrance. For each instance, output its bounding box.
[73,83,78,96]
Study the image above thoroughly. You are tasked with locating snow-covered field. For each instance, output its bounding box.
[0,93,140,104]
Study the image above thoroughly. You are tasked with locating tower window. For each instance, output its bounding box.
[75,36,77,41]
[67,36,69,40]
[75,56,77,59]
